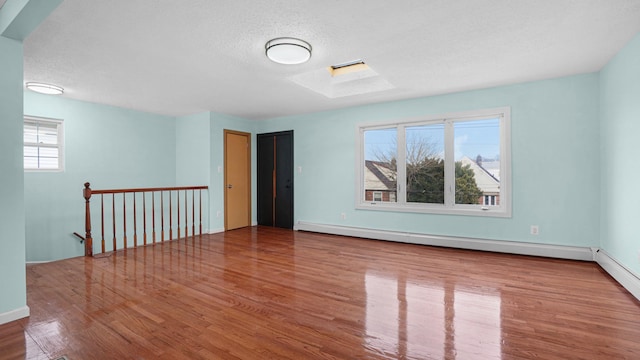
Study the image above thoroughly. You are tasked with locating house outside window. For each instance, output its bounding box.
[357,107,511,217]
[364,160,397,203]
[24,116,64,171]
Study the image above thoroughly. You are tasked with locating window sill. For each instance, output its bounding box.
[355,202,511,218]
[25,169,64,173]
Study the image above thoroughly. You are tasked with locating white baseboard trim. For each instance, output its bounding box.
[595,249,640,301]
[294,221,594,261]
[208,228,225,234]
[26,260,52,265]
[0,306,30,325]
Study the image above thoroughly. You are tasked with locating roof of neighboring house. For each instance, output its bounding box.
[365,158,498,193]
[460,156,500,193]
[478,159,500,181]
[365,161,396,191]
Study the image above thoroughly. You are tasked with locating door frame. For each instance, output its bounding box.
[223,129,251,231]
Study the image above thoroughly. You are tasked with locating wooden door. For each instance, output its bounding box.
[257,131,293,229]
[224,130,251,230]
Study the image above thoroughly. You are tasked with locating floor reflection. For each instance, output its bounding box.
[365,271,501,359]
[453,287,501,358]
[0,320,50,360]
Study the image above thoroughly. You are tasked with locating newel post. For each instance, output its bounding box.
[83,182,93,256]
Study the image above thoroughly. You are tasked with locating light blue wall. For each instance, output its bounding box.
[159,110,259,234]
[0,36,27,316]
[24,92,177,261]
[257,74,601,247]
[0,0,62,40]
[0,0,62,324]
[176,112,211,232]
[176,112,210,186]
[600,33,640,276]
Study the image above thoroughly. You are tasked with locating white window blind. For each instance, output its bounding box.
[24,116,64,171]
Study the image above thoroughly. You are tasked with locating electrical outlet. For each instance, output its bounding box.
[530,225,539,235]
[340,213,346,220]
[216,211,221,218]
[298,166,303,174]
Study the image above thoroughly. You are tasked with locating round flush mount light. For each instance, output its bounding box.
[26,82,64,95]
[265,37,312,65]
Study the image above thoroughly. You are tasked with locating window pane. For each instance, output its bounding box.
[357,108,509,216]
[454,119,500,205]
[39,147,59,158]
[24,118,63,171]
[24,146,38,157]
[38,123,59,145]
[24,157,38,169]
[24,122,38,143]
[406,124,444,204]
[364,128,397,202]
[39,157,59,169]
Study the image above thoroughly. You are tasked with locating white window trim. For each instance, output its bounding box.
[355,107,511,218]
[24,115,65,172]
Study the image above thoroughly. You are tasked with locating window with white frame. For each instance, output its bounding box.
[357,107,510,217]
[24,116,64,171]
[483,195,497,206]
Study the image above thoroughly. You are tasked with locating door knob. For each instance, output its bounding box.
[227,184,233,189]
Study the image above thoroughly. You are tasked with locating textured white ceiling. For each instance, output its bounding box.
[22,0,640,120]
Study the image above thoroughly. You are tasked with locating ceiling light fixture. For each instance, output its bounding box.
[265,37,312,65]
[25,82,64,95]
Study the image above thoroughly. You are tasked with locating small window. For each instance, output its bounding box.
[483,195,497,206]
[24,116,64,171]
[357,107,511,217]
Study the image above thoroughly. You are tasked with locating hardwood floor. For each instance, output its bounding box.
[2,226,640,359]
